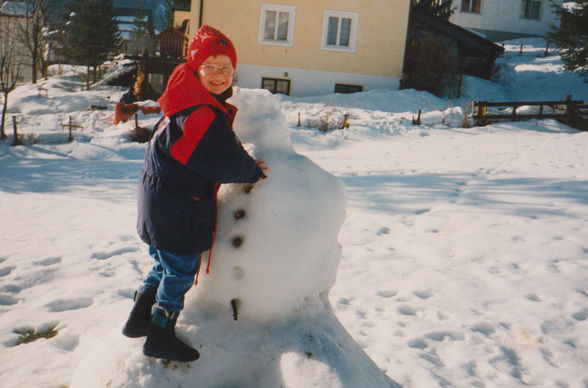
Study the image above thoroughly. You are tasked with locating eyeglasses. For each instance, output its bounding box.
[198,64,235,76]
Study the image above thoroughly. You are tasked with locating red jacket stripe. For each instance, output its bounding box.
[170,106,215,165]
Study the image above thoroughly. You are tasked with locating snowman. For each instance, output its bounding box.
[71,89,399,388]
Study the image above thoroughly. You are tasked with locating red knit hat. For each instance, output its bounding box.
[187,25,237,71]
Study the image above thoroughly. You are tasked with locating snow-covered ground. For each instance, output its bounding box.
[1,38,587,387]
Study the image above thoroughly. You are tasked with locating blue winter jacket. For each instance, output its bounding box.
[137,63,265,254]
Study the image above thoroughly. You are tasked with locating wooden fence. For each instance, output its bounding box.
[472,98,588,130]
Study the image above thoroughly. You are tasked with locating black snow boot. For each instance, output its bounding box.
[143,309,200,362]
[122,290,156,338]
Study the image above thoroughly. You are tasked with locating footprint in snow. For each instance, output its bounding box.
[462,360,478,378]
[0,294,19,306]
[54,334,79,352]
[11,268,57,290]
[377,227,390,235]
[408,331,465,350]
[34,257,62,266]
[547,261,561,274]
[91,247,139,260]
[46,297,93,312]
[377,290,398,298]
[408,338,428,349]
[2,284,22,294]
[414,290,433,299]
[397,305,417,316]
[118,289,136,299]
[425,331,465,342]
[471,322,496,336]
[0,266,15,277]
[419,351,444,367]
[526,293,541,302]
[577,288,588,298]
[490,346,523,382]
[572,308,588,321]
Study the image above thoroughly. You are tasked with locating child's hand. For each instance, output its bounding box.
[256,160,269,179]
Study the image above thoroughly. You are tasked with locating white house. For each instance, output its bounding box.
[449,0,564,41]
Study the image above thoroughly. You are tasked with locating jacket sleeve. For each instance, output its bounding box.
[170,106,264,183]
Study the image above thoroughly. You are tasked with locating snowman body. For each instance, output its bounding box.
[185,88,345,322]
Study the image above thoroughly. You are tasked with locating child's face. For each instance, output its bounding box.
[197,55,235,95]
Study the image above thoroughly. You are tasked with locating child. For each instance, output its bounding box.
[122,25,268,362]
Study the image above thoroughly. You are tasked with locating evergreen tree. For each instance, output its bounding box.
[547,1,588,81]
[61,0,120,89]
[164,0,175,29]
[129,1,154,55]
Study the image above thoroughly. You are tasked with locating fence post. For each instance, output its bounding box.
[12,116,18,146]
[68,116,73,142]
[342,113,350,129]
[567,98,578,124]
[412,109,422,125]
[473,101,488,126]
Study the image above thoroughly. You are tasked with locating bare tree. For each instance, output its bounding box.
[0,25,20,140]
[15,0,52,84]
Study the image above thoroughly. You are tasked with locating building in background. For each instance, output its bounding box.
[449,0,564,41]
[187,0,411,97]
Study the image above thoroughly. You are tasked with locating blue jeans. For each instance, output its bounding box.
[140,246,202,314]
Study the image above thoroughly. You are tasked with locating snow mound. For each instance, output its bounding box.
[281,88,448,114]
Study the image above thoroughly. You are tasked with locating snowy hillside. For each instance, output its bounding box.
[0,38,587,388]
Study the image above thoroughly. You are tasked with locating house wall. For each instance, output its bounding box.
[189,0,410,96]
[450,0,563,42]
[173,10,191,29]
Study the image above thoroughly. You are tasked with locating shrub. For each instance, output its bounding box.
[128,125,152,143]
[305,108,350,132]
[12,324,58,346]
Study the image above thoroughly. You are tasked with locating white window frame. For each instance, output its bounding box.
[320,10,359,53]
[521,0,542,20]
[258,4,296,47]
[460,0,482,13]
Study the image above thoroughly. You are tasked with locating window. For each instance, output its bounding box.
[521,0,542,20]
[258,4,296,46]
[334,84,363,94]
[261,78,291,95]
[460,0,482,13]
[321,10,359,52]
